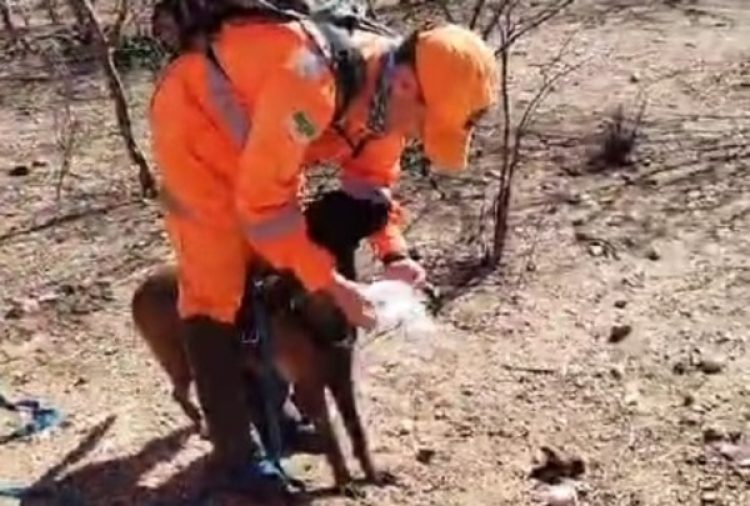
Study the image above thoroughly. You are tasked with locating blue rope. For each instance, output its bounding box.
[0,392,68,501]
[0,483,84,505]
[250,278,304,493]
[0,392,62,445]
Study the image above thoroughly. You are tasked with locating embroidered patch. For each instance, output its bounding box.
[289,111,318,143]
[293,48,327,81]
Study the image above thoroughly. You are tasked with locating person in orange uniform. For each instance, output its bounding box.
[149,0,498,494]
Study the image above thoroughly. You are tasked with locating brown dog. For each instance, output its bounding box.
[131,262,388,493]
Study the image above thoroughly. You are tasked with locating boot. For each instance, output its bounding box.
[182,316,286,494]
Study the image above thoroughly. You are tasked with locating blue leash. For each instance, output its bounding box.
[0,392,70,501]
[250,277,305,493]
[0,392,62,445]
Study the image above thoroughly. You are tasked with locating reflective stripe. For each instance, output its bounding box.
[341,175,392,204]
[244,204,305,242]
[206,50,250,147]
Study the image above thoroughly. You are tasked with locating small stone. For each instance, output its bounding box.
[564,192,582,205]
[683,393,695,406]
[645,247,660,261]
[672,360,689,375]
[703,427,725,443]
[4,305,23,320]
[680,414,700,427]
[700,491,718,504]
[8,165,30,177]
[588,243,605,257]
[609,324,632,343]
[614,300,628,309]
[610,364,625,380]
[629,72,641,83]
[416,448,436,464]
[31,159,48,168]
[571,217,585,226]
[698,356,724,375]
[541,482,578,506]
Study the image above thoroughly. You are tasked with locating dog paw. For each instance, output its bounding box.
[366,470,398,487]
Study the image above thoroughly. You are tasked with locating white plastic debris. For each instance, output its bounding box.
[361,280,436,339]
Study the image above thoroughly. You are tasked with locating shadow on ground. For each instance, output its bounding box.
[13,418,350,506]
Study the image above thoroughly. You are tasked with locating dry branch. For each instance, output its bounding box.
[485,0,577,263]
[431,0,455,23]
[469,0,487,29]
[1,0,18,40]
[65,0,156,197]
[43,0,61,24]
[109,0,129,44]
[494,0,573,54]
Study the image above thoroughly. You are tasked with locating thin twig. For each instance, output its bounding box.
[469,0,487,29]
[494,0,573,54]
[109,0,130,45]
[432,0,456,23]
[65,0,156,197]
[1,0,19,42]
[481,0,512,40]
[500,363,556,375]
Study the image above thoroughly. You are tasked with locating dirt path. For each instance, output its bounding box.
[1,1,748,505]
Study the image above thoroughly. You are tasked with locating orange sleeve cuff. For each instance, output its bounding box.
[246,220,336,292]
[368,200,407,260]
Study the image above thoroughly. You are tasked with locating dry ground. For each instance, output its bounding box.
[0,1,748,505]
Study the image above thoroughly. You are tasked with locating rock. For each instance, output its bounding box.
[645,247,661,261]
[682,393,695,407]
[610,364,625,380]
[613,300,628,309]
[8,164,30,177]
[588,243,605,257]
[700,491,718,504]
[31,159,48,168]
[4,305,23,320]
[416,448,436,464]
[679,414,700,427]
[609,324,632,343]
[530,447,585,484]
[703,427,726,443]
[698,356,725,375]
[629,72,641,83]
[672,360,689,375]
[624,382,640,406]
[540,482,578,506]
[712,441,750,467]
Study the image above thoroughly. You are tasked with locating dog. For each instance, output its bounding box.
[131,191,393,494]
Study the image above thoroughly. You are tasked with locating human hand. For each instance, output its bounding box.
[324,273,377,330]
[383,257,426,287]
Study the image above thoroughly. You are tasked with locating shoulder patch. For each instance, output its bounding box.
[293,47,328,81]
[289,110,319,144]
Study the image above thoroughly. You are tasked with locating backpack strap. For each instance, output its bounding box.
[302,20,366,123]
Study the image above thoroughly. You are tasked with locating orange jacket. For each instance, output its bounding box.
[150,20,406,292]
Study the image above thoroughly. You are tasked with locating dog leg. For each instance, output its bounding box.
[170,376,204,436]
[294,382,358,496]
[328,349,394,487]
